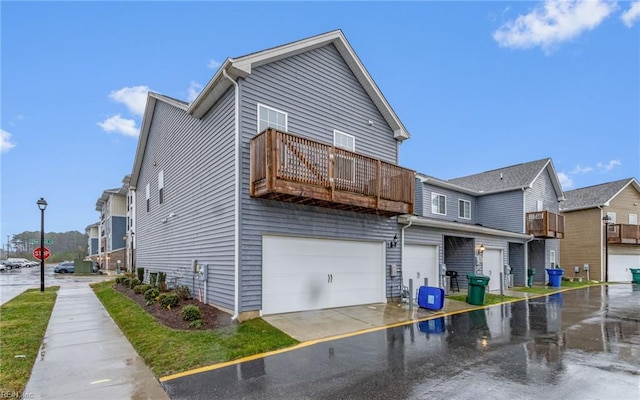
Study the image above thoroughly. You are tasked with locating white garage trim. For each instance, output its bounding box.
[403,244,439,289]
[262,235,385,315]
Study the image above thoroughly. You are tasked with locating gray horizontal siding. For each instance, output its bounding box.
[135,90,236,311]
[422,183,478,223]
[238,43,403,312]
[526,167,561,213]
[477,191,524,233]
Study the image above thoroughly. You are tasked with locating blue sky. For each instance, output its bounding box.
[2,1,639,240]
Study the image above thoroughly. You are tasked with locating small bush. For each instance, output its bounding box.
[133,284,152,295]
[144,287,160,305]
[175,285,192,300]
[188,319,204,329]
[181,304,201,321]
[115,276,126,284]
[136,267,145,283]
[122,278,131,287]
[159,292,179,309]
[148,272,158,287]
[129,278,141,289]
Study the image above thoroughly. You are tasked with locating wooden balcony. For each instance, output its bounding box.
[607,224,640,244]
[250,129,414,216]
[526,211,565,239]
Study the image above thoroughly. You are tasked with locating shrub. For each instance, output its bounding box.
[175,285,192,300]
[181,304,201,321]
[159,292,179,309]
[136,267,145,283]
[144,287,160,305]
[115,276,126,284]
[133,284,152,295]
[149,272,158,287]
[129,278,141,289]
[188,319,204,329]
[158,272,168,292]
[122,278,131,288]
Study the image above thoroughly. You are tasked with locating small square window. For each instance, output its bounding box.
[431,193,446,215]
[258,104,287,132]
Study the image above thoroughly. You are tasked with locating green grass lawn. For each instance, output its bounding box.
[515,279,603,294]
[446,293,520,305]
[0,287,59,394]
[91,281,299,377]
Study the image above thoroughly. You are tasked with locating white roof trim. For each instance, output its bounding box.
[530,159,565,201]
[398,215,533,241]
[187,30,410,140]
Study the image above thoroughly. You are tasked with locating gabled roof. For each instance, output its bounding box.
[447,158,564,199]
[187,29,410,141]
[95,176,130,211]
[559,178,640,212]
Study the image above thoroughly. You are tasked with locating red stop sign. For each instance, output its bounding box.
[33,247,51,260]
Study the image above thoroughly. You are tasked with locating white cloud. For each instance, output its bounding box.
[570,164,593,174]
[597,159,622,172]
[0,129,17,153]
[493,0,616,52]
[97,114,139,137]
[187,81,203,102]
[207,59,222,70]
[557,172,574,189]
[108,85,150,116]
[621,1,640,27]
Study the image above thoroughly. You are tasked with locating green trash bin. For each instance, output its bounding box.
[630,268,640,284]
[466,274,490,305]
[527,268,536,287]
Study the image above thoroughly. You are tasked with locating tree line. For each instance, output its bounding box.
[4,231,88,262]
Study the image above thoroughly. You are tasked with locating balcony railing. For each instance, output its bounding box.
[250,129,414,216]
[607,224,640,244]
[526,211,565,239]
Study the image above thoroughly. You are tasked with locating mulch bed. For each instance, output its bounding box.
[113,283,235,331]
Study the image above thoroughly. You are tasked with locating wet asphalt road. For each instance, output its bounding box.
[163,285,640,400]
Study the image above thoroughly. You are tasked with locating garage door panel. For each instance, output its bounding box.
[403,245,439,289]
[608,254,640,282]
[262,236,385,315]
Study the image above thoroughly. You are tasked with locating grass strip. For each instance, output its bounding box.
[515,280,603,294]
[0,287,59,394]
[92,281,299,377]
[447,293,520,305]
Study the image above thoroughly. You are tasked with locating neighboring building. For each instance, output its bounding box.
[560,178,640,282]
[402,158,566,289]
[123,175,136,272]
[85,223,100,261]
[130,30,414,320]
[95,182,128,271]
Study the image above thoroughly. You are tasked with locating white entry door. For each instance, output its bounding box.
[403,245,439,288]
[483,248,503,291]
[262,235,385,315]
[608,254,640,282]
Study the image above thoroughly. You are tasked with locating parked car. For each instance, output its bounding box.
[7,258,32,268]
[3,259,21,269]
[0,261,6,272]
[53,261,74,273]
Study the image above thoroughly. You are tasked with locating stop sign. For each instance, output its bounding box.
[33,247,51,260]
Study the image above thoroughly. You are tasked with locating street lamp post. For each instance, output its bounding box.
[603,215,611,282]
[37,198,48,292]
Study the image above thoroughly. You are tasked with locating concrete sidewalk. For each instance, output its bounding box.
[25,284,169,400]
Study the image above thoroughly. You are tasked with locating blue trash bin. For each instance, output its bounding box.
[546,268,564,288]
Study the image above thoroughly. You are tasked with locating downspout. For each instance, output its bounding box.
[598,206,605,282]
[223,69,240,321]
[400,218,413,287]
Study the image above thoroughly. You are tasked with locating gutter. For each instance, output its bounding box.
[398,215,533,241]
[223,69,241,321]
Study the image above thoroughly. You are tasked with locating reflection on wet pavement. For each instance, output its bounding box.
[163,285,640,400]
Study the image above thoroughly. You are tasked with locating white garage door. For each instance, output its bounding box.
[403,245,439,289]
[262,235,385,315]
[608,254,640,282]
[483,249,503,291]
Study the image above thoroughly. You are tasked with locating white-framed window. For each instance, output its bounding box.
[550,250,556,267]
[158,170,164,204]
[431,193,446,215]
[257,104,287,132]
[607,212,617,224]
[458,199,471,219]
[145,183,150,212]
[629,214,637,225]
[333,130,356,182]
[536,199,543,212]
